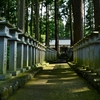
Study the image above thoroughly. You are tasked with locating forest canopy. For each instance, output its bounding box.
[0,0,96,44]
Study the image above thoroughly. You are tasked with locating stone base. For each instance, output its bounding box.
[8,70,21,76]
[25,66,31,70]
[86,66,91,71]
[20,68,26,73]
[31,65,36,68]
[0,74,12,80]
[34,64,38,67]
[97,72,100,76]
[42,62,49,67]
[36,63,42,67]
[17,68,26,73]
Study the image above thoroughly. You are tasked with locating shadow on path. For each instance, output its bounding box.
[8,63,100,100]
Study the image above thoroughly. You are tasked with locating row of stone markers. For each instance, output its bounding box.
[72,31,100,74]
[0,21,57,80]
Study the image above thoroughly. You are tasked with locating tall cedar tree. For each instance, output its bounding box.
[93,0,100,30]
[72,0,84,44]
[55,0,59,56]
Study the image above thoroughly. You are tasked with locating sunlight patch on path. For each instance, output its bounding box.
[8,63,100,100]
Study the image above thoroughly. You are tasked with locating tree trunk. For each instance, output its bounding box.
[35,0,40,41]
[45,4,49,46]
[72,0,84,44]
[69,0,74,46]
[25,0,28,34]
[17,0,25,32]
[40,3,42,42]
[93,0,100,30]
[55,0,59,56]
[30,0,34,36]
[33,4,36,38]
[7,0,10,21]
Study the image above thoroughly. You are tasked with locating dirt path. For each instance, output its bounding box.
[8,63,100,100]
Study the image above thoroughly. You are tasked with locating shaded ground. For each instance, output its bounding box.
[8,63,100,100]
[50,53,68,63]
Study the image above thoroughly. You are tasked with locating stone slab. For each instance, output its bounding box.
[7,70,21,76]
[0,74,12,80]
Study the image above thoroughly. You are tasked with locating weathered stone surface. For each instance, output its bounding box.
[68,62,100,92]
[8,86,13,96]
[7,63,100,100]
[0,87,9,100]
[0,67,42,100]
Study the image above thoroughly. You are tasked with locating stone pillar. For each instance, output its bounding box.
[48,49,50,61]
[8,28,20,76]
[32,39,35,67]
[38,44,40,64]
[49,49,51,61]
[84,39,89,68]
[45,47,47,61]
[42,50,44,63]
[91,31,100,74]
[39,45,42,64]
[89,41,94,70]
[43,46,46,62]
[73,45,75,63]
[34,40,37,65]
[23,40,28,68]
[77,44,80,64]
[0,21,13,79]
[50,49,53,61]
[23,36,31,70]
[0,38,8,75]
[29,38,32,67]
[0,22,13,80]
[88,33,98,70]
[42,45,45,63]
[53,49,56,60]
[17,34,26,72]
[75,45,77,63]
[47,48,49,61]
[50,49,52,61]
[35,42,38,65]
[93,41,100,71]
[51,49,52,61]
[52,50,54,60]
[79,43,82,65]
[82,39,86,66]
[54,50,57,60]
[78,42,83,65]
[40,44,44,64]
[73,43,78,64]
[36,42,40,64]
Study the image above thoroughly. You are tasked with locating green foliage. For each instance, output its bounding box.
[49,20,55,39]
[84,0,94,35]
[65,17,70,38]
[40,35,45,43]
[0,0,70,41]
[42,0,70,40]
[0,0,17,26]
[39,16,70,41]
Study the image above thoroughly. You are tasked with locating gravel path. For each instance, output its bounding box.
[8,63,100,100]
